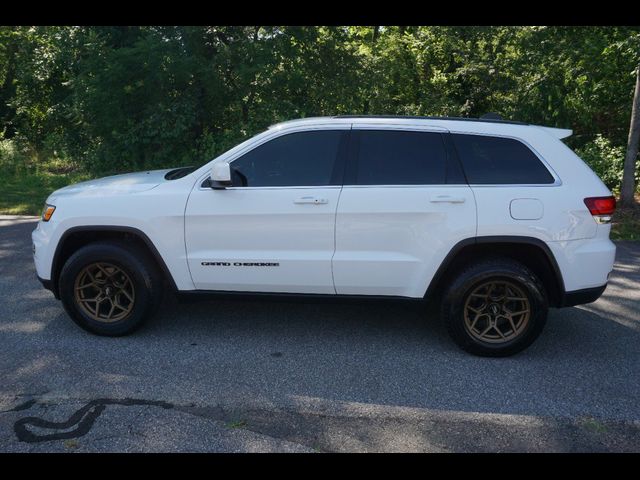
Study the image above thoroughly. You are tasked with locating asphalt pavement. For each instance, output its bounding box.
[1,215,639,452]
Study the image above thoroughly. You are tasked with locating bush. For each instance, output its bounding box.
[574,135,630,193]
[0,136,83,177]
[0,138,33,176]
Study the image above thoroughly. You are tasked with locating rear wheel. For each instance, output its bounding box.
[441,258,548,357]
[59,241,163,336]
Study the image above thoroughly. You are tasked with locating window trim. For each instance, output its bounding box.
[196,125,562,190]
[448,131,562,187]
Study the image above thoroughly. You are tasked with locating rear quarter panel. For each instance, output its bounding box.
[445,123,615,292]
[452,125,609,242]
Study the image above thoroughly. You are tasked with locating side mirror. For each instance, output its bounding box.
[210,162,232,189]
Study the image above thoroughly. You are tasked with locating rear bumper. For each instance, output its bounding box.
[547,237,615,292]
[558,283,607,307]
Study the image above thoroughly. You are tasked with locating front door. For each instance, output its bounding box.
[185,127,349,294]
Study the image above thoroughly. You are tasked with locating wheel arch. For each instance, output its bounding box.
[425,236,566,307]
[50,226,177,299]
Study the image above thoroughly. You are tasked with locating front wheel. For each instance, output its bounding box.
[59,241,163,336]
[441,258,548,357]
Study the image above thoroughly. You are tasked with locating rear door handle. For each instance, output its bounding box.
[294,196,328,205]
[429,195,466,204]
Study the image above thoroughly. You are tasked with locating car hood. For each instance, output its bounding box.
[48,168,175,201]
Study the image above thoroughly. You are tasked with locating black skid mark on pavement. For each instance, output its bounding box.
[0,399,37,413]
[13,399,38,411]
[14,398,174,443]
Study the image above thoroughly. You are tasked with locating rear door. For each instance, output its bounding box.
[332,125,477,298]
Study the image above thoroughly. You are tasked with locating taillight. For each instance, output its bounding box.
[584,196,616,224]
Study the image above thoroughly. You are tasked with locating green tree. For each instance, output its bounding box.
[1,25,639,188]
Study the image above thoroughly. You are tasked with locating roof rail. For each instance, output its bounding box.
[268,116,331,129]
[480,112,503,121]
[333,114,528,126]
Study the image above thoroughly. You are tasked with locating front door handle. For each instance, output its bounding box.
[429,195,466,204]
[294,196,328,205]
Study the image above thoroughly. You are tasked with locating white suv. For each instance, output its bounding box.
[32,115,617,356]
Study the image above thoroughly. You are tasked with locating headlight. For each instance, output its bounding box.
[42,204,56,222]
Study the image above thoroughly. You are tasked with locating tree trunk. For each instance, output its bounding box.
[621,64,640,207]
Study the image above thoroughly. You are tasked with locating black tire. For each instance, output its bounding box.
[58,241,163,336]
[441,257,548,357]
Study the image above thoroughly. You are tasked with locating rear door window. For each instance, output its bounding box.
[351,130,449,185]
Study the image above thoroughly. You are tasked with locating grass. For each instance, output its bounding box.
[579,416,609,434]
[611,199,640,241]
[0,169,90,215]
[226,419,248,429]
[63,439,80,449]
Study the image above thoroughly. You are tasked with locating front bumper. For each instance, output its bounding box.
[32,220,56,280]
[32,222,60,298]
[37,274,58,298]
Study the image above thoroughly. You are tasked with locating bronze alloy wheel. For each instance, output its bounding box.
[73,262,135,323]
[463,280,531,344]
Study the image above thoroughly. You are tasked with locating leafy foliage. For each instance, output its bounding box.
[0,26,639,179]
[575,135,630,192]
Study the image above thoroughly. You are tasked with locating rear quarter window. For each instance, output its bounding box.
[452,134,555,185]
